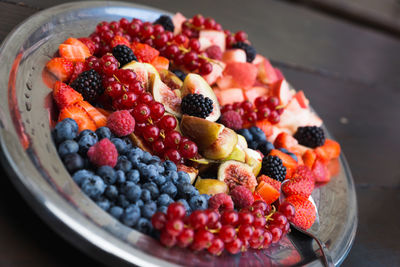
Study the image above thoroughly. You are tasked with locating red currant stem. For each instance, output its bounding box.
[147,117,153,125]
[183,22,203,31]
[160,131,165,139]
[112,74,121,83]
[276,105,285,109]
[265,205,277,221]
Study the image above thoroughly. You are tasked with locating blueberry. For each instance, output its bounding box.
[72,169,94,186]
[111,138,128,155]
[153,175,166,186]
[126,169,140,183]
[172,69,187,81]
[63,153,84,173]
[129,156,141,168]
[96,197,111,211]
[58,140,79,158]
[249,126,266,142]
[53,118,78,143]
[120,181,136,194]
[189,195,208,210]
[154,163,165,174]
[126,184,142,202]
[121,136,133,150]
[140,201,157,219]
[150,155,161,164]
[141,189,152,202]
[178,183,199,199]
[248,140,259,150]
[237,128,253,143]
[165,170,179,184]
[177,171,191,184]
[287,152,298,162]
[135,218,153,234]
[96,127,112,140]
[116,156,132,172]
[105,185,118,201]
[160,182,177,198]
[278,147,289,154]
[142,182,159,199]
[201,194,211,203]
[258,141,275,155]
[109,206,124,219]
[141,151,152,163]
[157,206,168,213]
[162,160,177,172]
[127,147,144,161]
[117,194,130,208]
[115,170,126,185]
[96,166,116,185]
[157,194,173,207]
[139,165,158,183]
[81,175,106,200]
[78,131,98,154]
[136,199,144,207]
[177,199,191,215]
[122,205,141,227]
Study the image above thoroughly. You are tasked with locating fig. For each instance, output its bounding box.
[203,127,238,160]
[177,164,199,184]
[159,69,183,90]
[150,74,182,117]
[218,160,257,191]
[181,74,221,122]
[237,134,248,150]
[122,61,159,90]
[195,177,229,195]
[224,144,246,162]
[128,133,152,153]
[244,148,263,176]
[180,115,224,148]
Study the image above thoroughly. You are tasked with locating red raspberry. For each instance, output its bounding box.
[87,138,118,167]
[208,193,234,212]
[230,186,254,209]
[69,62,88,83]
[220,110,243,130]
[205,45,222,60]
[107,110,135,137]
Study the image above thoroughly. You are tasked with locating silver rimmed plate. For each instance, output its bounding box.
[0,1,357,266]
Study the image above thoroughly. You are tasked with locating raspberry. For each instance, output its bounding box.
[107,110,135,137]
[205,45,222,60]
[220,110,243,130]
[230,186,254,209]
[87,138,118,167]
[208,193,234,212]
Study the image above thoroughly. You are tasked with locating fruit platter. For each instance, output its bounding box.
[0,1,357,266]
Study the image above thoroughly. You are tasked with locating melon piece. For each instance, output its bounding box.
[277,107,323,134]
[222,49,247,64]
[244,86,272,103]
[223,62,258,89]
[181,74,221,121]
[275,68,284,80]
[172,12,187,35]
[202,60,225,85]
[256,56,280,85]
[217,88,245,106]
[273,79,292,106]
[252,54,264,65]
[199,30,226,52]
[150,74,182,117]
[216,75,235,90]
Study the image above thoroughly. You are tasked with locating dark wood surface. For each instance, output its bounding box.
[0,0,399,266]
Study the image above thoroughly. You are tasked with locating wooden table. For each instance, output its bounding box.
[0,0,399,266]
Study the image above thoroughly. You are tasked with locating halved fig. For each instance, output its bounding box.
[150,74,182,117]
[195,177,229,195]
[177,164,199,184]
[122,61,159,90]
[128,133,152,153]
[158,69,183,90]
[203,127,238,160]
[217,160,257,191]
[180,115,224,148]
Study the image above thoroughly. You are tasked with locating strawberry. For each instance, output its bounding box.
[59,105,96,132]
[59,38,91,62]
[273,132,298,150]
[110,36,130,48]
[45,57,74,82]
[269,149,298,170]
[258,175,281,191]
[294,165,315,181]
[53,81,83,109]
[312,159,330,183]
[78,37,96,54]
[76,101,107,128]
[282,175,314,198]
[302,150,317,169]
[285,195,316,229]
[255,119,273,137]
[317,139,341,161]
[150,56,169,71]
[255,180,280,204]
[131,43,160,63]
[69,62,88,83]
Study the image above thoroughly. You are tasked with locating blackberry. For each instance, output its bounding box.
[294,126,325,148]
[112,45,137,67]
[153,15,174,32]
[181,94,214,118]
[261,155,286,182]
[70,69,103,102]
[231,42,257,63]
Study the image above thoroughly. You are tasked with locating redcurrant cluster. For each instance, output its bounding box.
[221,96,284,126]
[151,200,295,255]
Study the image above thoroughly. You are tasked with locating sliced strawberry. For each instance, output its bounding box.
[273,132,299,150]
[257,175,282,191]
[53,81,83,109]
[253,191,264,202]
[282,175,314,198]
[320,139,341,160]
[302,150,317,169]
[59,38,91,62]
[294,165,315,181]
[255,180,280,204]
[78,37,96,54]
[110,36,131,48]
[131,43,159,63]
[312,159,330,183]
[45,57,74,82]
[76,101,107,128]
[59,105,96,132]
[69,62,88,83]
[285,195,316,229]
[255,119,273,137]
[150,56,169,71]
[269,149,298,170]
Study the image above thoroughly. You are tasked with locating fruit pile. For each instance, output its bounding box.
[44,12,342,256]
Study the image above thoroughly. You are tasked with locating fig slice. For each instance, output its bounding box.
[128,133,152,153]
[122,61,159,90]
[218,160,257,191]
[203,127,238,160]
[181,73,221,122]
[158,69,183,90]
[150,74,182,118]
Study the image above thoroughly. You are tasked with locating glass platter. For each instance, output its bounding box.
[0,2,357,266]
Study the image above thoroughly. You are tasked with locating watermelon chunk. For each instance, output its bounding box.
[222,49,247,64]
[223,62,258,89]
[199,30,226,52]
